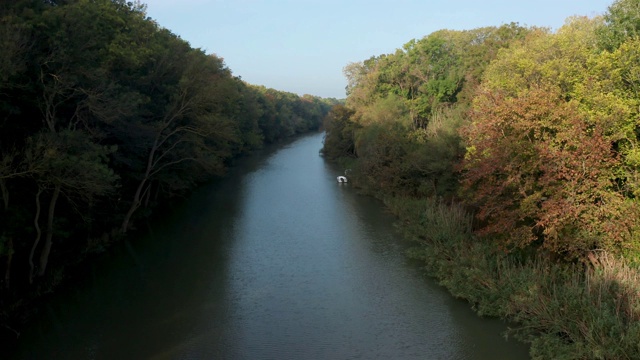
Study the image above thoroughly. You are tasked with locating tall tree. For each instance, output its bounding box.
[119,43,238,233]
[25,130,116,281]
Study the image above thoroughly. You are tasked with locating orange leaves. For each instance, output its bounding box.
[461,85,637,257]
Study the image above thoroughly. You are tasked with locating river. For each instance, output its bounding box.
[11,132,529,359]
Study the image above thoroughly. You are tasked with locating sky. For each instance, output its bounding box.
[141,0,614,99]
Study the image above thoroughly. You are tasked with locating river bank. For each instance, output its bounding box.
[353,187,640,359]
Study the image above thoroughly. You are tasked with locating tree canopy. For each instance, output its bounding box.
[324,1,640,260]
[0,0,336,297]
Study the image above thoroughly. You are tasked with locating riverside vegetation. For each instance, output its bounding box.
[0,0,338,345]
[322,1,640,358]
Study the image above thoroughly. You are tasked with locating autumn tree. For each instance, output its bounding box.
[336,24,531,198]
[462,85,637,257]
[576,38,640,199]
[460,16,640,257]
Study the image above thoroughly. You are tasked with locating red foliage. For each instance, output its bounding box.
[461,86,637,257]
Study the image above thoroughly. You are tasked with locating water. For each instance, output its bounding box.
[12,132,529,359]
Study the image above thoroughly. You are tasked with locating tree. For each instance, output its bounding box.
[119,44,238,233]
[0,0,335,294]
[598,0,640,51]
[18,0,136,280]
[574,38,640,199]
[482,17,601,98]
[321,104,358,159]
[25,130,117,282]
[0,151,23,289]
[462,85,637,257]
[0,11,29,90]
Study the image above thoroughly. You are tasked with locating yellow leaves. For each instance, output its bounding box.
[358,93,410,127]
[481,16,640,201]
[626,148,640,167]
[483,46,537,95]
[483,17,603,99]
[577,46,638,125]
[464,145,476,159]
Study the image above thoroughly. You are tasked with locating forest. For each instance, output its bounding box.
[322,0,640,358]
[0,0,337,342]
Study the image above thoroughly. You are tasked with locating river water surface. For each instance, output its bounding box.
[12,132,529,359]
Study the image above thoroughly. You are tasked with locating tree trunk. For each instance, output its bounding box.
[1,179,10,289]
[143,181,152,209]
[121,131,160,234]
[29,186,44,284]
[0,179,8,211]
[120,177,147,234]
[38,184,61,277]
[4,237,13,290]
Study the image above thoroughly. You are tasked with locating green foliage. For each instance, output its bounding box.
[321,104,358,160]
[25,129,118,199]
[463,15,640,258]
[338,24,530,201]
[576,38,640,198]
[360,93,410,126]
[351,121,411,194]
[482,17,601,98]
[598,0,640,51]
[249,85,331,144]
[0,11,28,87]
[405,107,465,197]
[0,0,334,316]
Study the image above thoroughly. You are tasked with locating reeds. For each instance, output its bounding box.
[386,195,640,359]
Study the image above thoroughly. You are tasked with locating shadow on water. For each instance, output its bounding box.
[10,135,294,360]
[11,132,530,359]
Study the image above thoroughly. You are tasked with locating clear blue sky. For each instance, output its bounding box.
[142,0,614,99]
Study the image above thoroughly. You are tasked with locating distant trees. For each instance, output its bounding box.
[0,0,334,294]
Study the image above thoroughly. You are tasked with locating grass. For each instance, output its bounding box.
[383,195,640,360]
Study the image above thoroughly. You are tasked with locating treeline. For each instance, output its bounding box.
[0,0,336,332]
[323,0,640,358]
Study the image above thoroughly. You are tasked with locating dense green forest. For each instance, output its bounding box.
[0,0,337,341]
[323,0,640,358]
